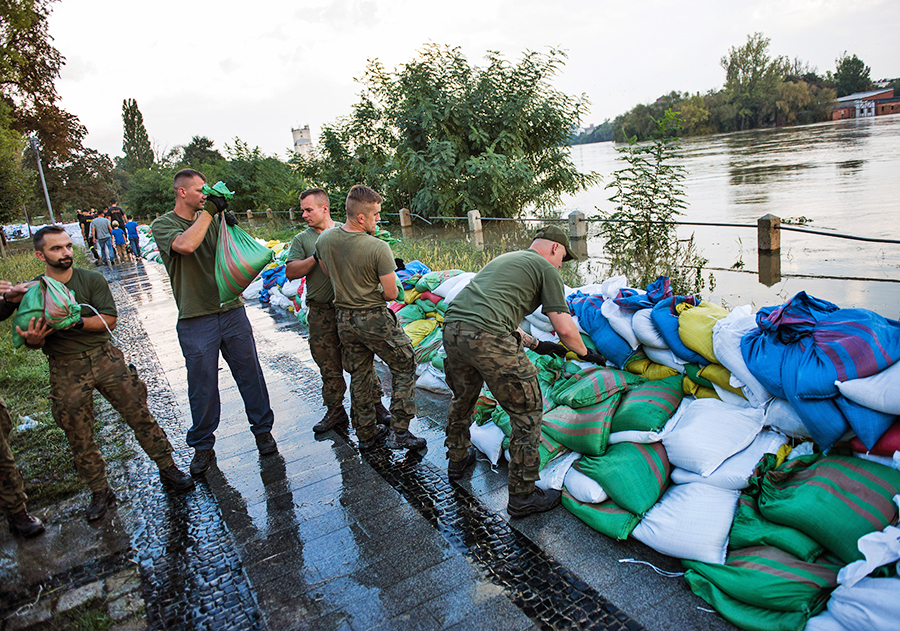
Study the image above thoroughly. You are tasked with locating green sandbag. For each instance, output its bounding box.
[473,391,497,425]
[682,546,838,614]
[758,454,900,563]
[414,326,443,363]
[431,352,446,371]
[575,442,670,515]
[684,570,814,631]
[12,277,81,348]
[414,269,462,293]
[610,374,683,433]
[215,214,274,304]
[684,363,714,389]
[538,431,566,470]
[729,494,824,562]
[541,397,621,456]
[550,367,638,409]
[397,303,427,325]
[561,490,639,540]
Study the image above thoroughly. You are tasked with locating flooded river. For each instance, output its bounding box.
[398,115,900,318]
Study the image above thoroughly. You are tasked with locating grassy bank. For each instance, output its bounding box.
[1,246,134,508]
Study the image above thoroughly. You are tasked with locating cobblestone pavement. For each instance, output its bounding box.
[2,255,737,631]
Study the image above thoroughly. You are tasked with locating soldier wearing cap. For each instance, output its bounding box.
[441,225,605,517]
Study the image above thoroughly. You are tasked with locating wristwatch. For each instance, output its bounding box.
[73,317,85,330]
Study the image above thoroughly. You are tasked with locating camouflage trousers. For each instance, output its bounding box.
[0,398,27,516]
[442,321,542,496]
[335,306,416,441]
[48,343,175,492]
[308,301,383,410]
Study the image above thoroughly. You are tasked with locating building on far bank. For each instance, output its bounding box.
[292,125,312,156]
[832,88,899,120]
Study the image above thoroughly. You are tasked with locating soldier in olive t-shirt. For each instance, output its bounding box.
[316,227,397,309]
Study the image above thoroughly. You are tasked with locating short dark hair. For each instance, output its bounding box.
[173,169,207,193]
[345,185,382,217]
[299,188,329,206]
[126,214,133,220]
[111,198,117,204]
[33,225,67,250]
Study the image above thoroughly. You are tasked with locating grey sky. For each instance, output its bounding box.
[49,0,898,160]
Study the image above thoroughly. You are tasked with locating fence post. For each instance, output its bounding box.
[467,209,482,234]
[757,214,780,252]
[289,208,295,224]
[266,208,273,221]
[568,210,586,239]
[399,208,412,228]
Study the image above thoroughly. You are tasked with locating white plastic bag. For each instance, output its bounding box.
[469,421,505,466]
[670,429,788,489]
[563,466,608,504]
[536,451,580,491]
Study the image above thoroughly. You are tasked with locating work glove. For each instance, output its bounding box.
[223,211,238,227]
[206,195,228,213]
[395,257,406,271]
[577,349,607,365]
[533,341,568,358]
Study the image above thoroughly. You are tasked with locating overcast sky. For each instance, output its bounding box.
[48,0,899,160]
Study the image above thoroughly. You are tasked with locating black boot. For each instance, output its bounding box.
[448,447,477,480]
[507,488,561,518]
[85,487,117,522]
[314,407,349,433]
[8,509,45,538]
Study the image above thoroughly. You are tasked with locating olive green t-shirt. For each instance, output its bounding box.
[443,249,568,337]
[41,268,117,356]
[151,211,242,319]
[315,227,396,310]
[286,228,333,304]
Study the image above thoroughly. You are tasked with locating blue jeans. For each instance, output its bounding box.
[129,237,140,258]
[97,237,115,263]
[175,307,274,450]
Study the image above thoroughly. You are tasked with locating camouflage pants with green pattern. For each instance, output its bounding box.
[442,321,542,496]
[308,301,383,410]
[48,343,175,492]
[335,306,416,442]
[0,398,27,516]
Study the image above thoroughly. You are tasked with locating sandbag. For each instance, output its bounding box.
[414,269,463,293]
[600,298,640,351]
[215,214,274,304]
[432,271,474,298]
[12,277,81,347]
[850,421,900,457]
[549,367,636,409]
[540,399,620,456]
[536,450,580,492]
[678,301,729,364]
[563,466,608,504]
[826,577,900,630]
[728,494,825,563]
[609,396,689,445]
[632,482,740,564]
[643,346,687,373]
[632,308,667,349]
[538,432,568,471]
[670,429,788,490]
[758,455,900,564]
[567,291,637,368]
[835,361,900,415]
[662,398,765,476]
[560,490,639,540]
[610,374,683,433]
[651,296,707,364]
[396,303,428,325]
[403,318,437,346]
[469,420,504,465]
[575,442,670,515]
[697,363,746,399]
[763,398,812,440]
[712,305,773,407]
[416,364,449,393]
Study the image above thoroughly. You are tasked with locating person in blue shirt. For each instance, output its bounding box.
[125,215,141,259]
[111,222,131,262]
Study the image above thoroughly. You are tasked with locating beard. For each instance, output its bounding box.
[48,257,73,270]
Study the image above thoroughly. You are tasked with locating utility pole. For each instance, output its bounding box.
[29,136,55,224]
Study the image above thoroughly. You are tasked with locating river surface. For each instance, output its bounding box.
[399,114,900,318]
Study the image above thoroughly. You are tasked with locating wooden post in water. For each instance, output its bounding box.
[757,214,781,286]
[246,209,253,228]
[568,210,586,239]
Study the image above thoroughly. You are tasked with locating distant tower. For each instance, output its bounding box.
[292,125,312,156]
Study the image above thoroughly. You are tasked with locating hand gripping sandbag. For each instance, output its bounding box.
[215,212,274,304]
[12,277,81,348]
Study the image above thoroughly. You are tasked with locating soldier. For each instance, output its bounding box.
[11,226,193,522]
[151,169,277,476]
[441,225,605,517]
[284,188,392,433]
[315,185,425,451]
[0,281,45,538]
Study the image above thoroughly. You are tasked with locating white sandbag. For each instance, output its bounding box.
[242,278,264,301]
[835,361,900,415]
[470,421,505,466]
[416,365,450,394]
[531,328,560,344]
[563,466,608,504]
[601,299,640,351]
[568,283,604,298]
[280,277,303,298]
[599,275,629,300]
[632,308,667,349]
[631,483,740,564]
[433,271,475,299]
[712,305,773,408]
[662,398,765,476]
[670,429,788,489]
[787,441,815,460]
[643,346,687,374]
[525,309,555,333]
[267,287,292,310]
[536,451,580,492]
[764,398,812,439]
[442,273,476,303]
[853,452,899,469]
[827,577,900,631]
[803,611,850,631]
[609,397,689,445]
[712,382,751,408]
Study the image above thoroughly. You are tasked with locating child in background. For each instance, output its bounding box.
[111,221,131,262]
[125,215,141,259]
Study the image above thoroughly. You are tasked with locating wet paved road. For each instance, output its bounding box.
[3,256,737,631]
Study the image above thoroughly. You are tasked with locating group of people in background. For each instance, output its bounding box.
[2,169,595,541]
[76,201,141,265]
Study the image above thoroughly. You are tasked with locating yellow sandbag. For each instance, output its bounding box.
[697,363,746,398]
[678,301,729,364]
[625,357,679,380]
[404,288,421,305]
[403,318,437,347]
[775,443,792,467]
[626,357,652,375]
[683,375,719,400]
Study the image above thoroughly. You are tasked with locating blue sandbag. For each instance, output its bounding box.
[651,296,707,365]
[567,291,636,369]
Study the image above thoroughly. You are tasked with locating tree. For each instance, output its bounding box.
[721,33,789,130]
[0,103,32,222]
[121,98,154,173]
[124,167,177,218]
[25,144,117,215]
[298,45,599,218]
[182,135,223,168]
[599,110,706,295]
[676,94,712,136]
[833,52,871,97]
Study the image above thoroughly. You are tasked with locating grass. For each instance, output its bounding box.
[1,246,136,508]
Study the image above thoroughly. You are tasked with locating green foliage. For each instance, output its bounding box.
[833,52,872,97]
[23,142,117,215]
[124,166,177,218]
[570,120,614,145]
[182,135,224,168]
[599,110,707,295]
[721,33,789,131]
[297,45,599,219]
[0,103,32,223]
[207,139,307,213]
[120,98,154,173]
